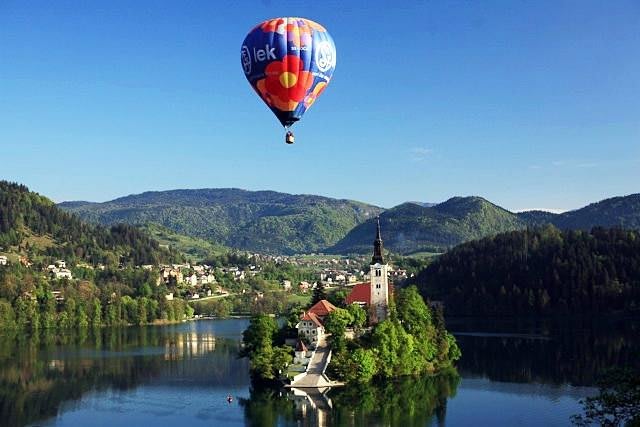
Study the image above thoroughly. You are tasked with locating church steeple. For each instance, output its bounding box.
[371,217,384,264]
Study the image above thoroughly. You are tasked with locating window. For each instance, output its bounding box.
[376,284,381,289]
[375,269,381,277]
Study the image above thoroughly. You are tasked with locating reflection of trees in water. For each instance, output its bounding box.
[331,371,459,427]
[241,387,298,427]
[455,318,640,386]
[241,371,460,427]
[0,327,246,427]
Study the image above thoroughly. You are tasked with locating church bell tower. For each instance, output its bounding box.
[370,217,389,323]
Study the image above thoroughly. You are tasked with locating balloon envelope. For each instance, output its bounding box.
[241,17,336,128]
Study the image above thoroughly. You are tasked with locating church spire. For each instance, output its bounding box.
[371,217,384,264]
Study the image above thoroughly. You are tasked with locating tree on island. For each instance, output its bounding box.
[328,286,460,384]
[241,315,292,381]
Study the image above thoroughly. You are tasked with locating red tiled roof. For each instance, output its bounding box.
[346,282,394,306]
[301,311,323,328]
[346,283,371,305]
[307,299,338,317]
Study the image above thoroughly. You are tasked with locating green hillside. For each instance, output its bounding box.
[552,194,640,229]
[59,189,383,255]
[0,181,179,267]
[330,197,526,254]
[332,194,640,255]
[414,226,640,315]
[59,189,640,256]
[140,223,229,262]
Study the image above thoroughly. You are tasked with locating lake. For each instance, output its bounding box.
[1,316,638,426]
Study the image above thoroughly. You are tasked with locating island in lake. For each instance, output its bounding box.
[242,219,461,386]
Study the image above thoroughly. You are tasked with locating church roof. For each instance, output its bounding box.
[372,217,384,264]
[307,299,338,317]
[346,283,372,305]
[346,282,394,306]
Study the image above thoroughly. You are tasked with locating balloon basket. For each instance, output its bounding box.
[285,131,295,145]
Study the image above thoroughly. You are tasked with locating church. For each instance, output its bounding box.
[346,218,392,324]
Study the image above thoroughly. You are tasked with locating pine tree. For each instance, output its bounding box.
[311,282,327,305]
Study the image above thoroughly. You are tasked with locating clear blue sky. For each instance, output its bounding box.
[1,0,638,211]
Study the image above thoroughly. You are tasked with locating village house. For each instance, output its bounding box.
[298,281,311,292]
[47,263,73,280]
[293,340,312,366]
[54,269,73,280]
[346,219,391,324]
[0,255,7,266]
[187,273,198,287]
[281,279,292,291]
[296,299,338,348]
[198,273,216,285]
[161,267,184,284]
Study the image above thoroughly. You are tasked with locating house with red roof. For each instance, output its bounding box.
[296,299,338,348]
[306,299,338,318]
[293,339,312,365]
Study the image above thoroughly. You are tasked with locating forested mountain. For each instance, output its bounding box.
[59,189,383,254]
[515,195,640,229]
[515,210,559,226]
[414,226,640,315]
[552,194,640,229]
[332,194,640,255]
[59,188,640,256]
[330,197,526,254]
[0,181,179,266]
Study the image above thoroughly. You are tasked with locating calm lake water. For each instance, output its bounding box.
[1,316,638,427]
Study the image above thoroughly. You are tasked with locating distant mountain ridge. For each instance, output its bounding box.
[330,197,525,254]
[59,188,383,255]
[331,193,640,254]
[59,188,640,255]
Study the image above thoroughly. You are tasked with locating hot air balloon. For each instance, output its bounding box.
[241,17,336,144]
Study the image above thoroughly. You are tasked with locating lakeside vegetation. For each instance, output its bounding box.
[0,181,195,331]
[415,226,640,316]
[0,263,194,332]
